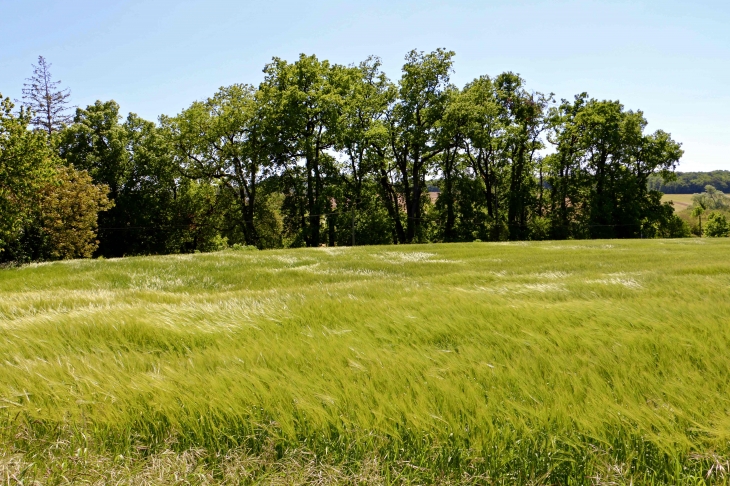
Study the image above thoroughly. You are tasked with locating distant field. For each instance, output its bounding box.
[661,193,694,211]
[2,240,730,484]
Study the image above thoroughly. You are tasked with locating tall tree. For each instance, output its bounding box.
[59,101,201,256]
[165,84,274,247]
[58,101,128,200]
[0,94,56,259]
[433,86,464,242]
[443,75,509,240]
[260,54,356,247]
[377,48,455,243]
[496,73,550,240]
[546,97,682,239]
[336,57,391,245]
[545,94,592,239]
[22,56,73,135]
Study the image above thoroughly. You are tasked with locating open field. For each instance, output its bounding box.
[661,194,695,211]
[2,240,730,484]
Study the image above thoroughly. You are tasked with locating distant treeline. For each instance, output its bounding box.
[648,171,730,194]
[2,50,690,262]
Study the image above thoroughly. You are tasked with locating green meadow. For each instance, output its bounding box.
[1,239,730,484]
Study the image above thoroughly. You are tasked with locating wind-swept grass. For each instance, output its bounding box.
[1,239,729,484]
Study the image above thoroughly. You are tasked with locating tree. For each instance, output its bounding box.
[377,48,455,243]
[434,86,465,242]
[0,94,56,259]
[165,84,274,247]
[704,212,730,237]
[22,56,73,135]
[545,94,592,239]
[336,57,391,245]
[260,54,356,247]
[691,199,707,236]
[692,185,728,210]
[493,74,550,240]
[37,166,113,259]
[59,101,203,256]
[546,97,682,239]
[58,101,128,197]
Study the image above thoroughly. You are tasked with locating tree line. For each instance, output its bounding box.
[1,50,689,262]
[648,170,730,194]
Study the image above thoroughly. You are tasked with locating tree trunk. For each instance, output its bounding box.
[378,171,406,244]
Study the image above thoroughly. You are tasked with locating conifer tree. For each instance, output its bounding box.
[22,56,72,135]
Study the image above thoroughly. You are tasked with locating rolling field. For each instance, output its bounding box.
[2,240,730,484]
[661,194,695,211]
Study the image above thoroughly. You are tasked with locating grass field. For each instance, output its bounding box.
[661,194,695,211]
[2,240,730,484]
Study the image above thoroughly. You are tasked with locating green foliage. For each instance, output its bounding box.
[37,165,113,259]
[656,213,691,238]
[704,212,730,237]
[648,170,730,194]
[382,49,455,243]
[2,240,730,483]
[692,184,728,210]
[7,49,699,264]
[545,95,683,239]
[164,84,274,248]
[260,54,359,247]
[0,95,56,258]
[58,101,217,256]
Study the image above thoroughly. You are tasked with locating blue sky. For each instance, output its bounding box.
[1,0,728,171]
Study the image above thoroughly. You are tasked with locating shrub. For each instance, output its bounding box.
[704,212,730,237]
[230,243,258,251]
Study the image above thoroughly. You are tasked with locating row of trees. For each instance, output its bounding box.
[2,51,689,261]
[649,170,730,194]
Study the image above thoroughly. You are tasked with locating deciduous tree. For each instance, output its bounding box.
[0,95,56,259]
[38,166,113,259]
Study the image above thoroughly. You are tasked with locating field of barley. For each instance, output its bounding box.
[1,239,730,485]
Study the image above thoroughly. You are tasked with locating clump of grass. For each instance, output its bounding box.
[1,240,730,484]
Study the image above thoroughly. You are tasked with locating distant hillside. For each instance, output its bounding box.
[649,170,730,194]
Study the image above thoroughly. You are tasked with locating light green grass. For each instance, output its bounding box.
[1,240,730,484]
[661,194,695,211]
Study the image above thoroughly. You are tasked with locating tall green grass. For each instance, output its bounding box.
[1,240,730,484]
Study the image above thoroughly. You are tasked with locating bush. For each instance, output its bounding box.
[704,212,730,237]
[39,166,114,259]
[230,243,258,251]
[659,214,691,238]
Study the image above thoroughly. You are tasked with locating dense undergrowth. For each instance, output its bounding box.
[1,240,729,484]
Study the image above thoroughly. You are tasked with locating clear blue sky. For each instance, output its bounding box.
[1,0,728,171]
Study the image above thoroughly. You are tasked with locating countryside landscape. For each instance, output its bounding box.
[2,1,730,484]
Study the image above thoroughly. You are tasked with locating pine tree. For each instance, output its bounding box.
[22,56,73,135]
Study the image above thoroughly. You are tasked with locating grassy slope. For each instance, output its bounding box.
[1,240,730,484]
[661,194,695,211]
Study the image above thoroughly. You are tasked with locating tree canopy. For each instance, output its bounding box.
[2,49,709,262]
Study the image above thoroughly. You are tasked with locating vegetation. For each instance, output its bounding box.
[649,170,730,194]
[21,56,73,136]
[660,193,694,211]
[704,212,730,237]
[2,50,693,263]
[0,94,112,263]
[1,240,729,484]
[665,186,730,237]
